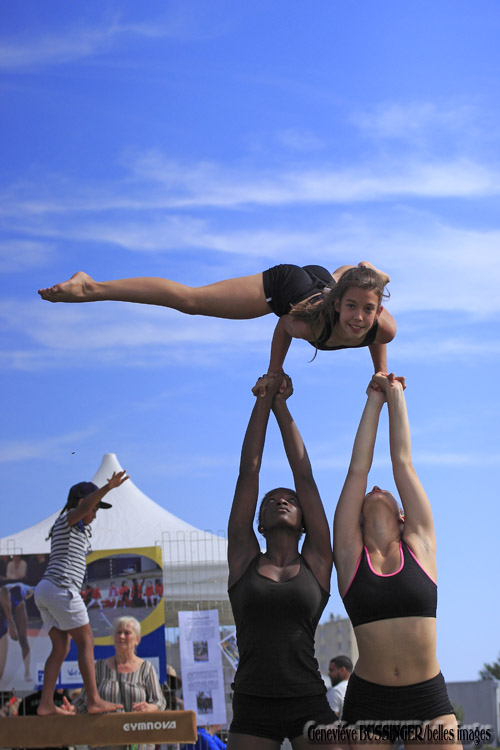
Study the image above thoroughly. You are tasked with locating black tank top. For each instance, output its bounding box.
[312,315,379,351]
[228,554,329,697]
[342,541,437,628]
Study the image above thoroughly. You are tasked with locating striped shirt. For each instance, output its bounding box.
[43,511,90,590]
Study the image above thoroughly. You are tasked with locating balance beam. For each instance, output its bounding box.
[0,709,197,747]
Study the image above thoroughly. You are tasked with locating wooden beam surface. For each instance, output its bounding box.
[0,710,197,747]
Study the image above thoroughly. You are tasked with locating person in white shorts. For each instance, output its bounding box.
[35,472,129,715]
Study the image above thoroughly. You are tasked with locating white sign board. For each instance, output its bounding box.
[178,610,227,726]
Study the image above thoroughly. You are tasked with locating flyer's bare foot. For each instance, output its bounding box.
[37,702,75,716]
[38,271,99,303]
[358,261,390,286]
[88,697,123,714]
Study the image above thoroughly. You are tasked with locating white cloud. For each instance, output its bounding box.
[1,280,499,374]
[0,23,120,70]
[0,427,99,463]
[0,299,273,370]
[0,5,231,71]
[9,214,330,263]
[275,129,324,152]
[2,154,498,222]
[121,152,500,208]
[5,198,500,317]
[351,101,475,144]
[0,240,55,272]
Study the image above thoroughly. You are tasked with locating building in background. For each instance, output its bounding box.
[446,680,500,748]
[315,613,358,677]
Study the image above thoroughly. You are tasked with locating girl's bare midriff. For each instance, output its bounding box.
[353,616,440,685]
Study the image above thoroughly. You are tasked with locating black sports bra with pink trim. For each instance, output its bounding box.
[342,541,437,628]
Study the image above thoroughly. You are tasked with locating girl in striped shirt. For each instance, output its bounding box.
[34,471,129,715]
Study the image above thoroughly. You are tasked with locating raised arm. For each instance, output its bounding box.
[228,377,283,586]
[333,385,385,592]
[369,307,397,373]
[252,316,315,398]
[66,471,129,526]
[271,379,333,591]
[268,317,293,376]
[374,374,436,571]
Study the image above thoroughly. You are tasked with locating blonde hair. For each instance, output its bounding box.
[113,615,141,639]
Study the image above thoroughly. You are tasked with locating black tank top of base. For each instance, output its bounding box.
[228,554,329,697]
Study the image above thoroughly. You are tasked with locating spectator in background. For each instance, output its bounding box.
[73,616,165,716]
[326,655,352,720]
[162,665,183,711]
[6,555,28,582]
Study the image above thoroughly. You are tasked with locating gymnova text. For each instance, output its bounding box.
[305,720,493,746]
[123,720,177,731]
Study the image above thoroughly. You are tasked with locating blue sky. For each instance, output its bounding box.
[1,0,499,683]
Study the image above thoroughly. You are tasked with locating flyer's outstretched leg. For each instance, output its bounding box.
[38,271,271,319]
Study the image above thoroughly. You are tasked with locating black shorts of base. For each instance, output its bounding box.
[262,264,334,317]
[342,671,455,725]
[230,691,336,743]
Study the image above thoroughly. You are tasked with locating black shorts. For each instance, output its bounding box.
[342,671,455,725]
[262,264,334,317]
[230,691,336,743]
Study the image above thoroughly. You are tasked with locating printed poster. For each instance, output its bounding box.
[178,609,227,726]
[0,546,166,691]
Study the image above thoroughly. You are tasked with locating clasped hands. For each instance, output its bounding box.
[253,371,406,400]
[368,371,406,397]
[252,371,291,399]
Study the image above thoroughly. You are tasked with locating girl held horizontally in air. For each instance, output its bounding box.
[333,373,459,748]
[38,262,396,385]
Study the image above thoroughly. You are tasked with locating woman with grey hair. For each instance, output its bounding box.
[73,615,165,717]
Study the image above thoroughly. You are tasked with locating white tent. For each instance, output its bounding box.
[0,454,232,623]
[0,454,236,692]
[0,453,228,563]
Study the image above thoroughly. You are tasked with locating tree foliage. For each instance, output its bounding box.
[480,654,500,680]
